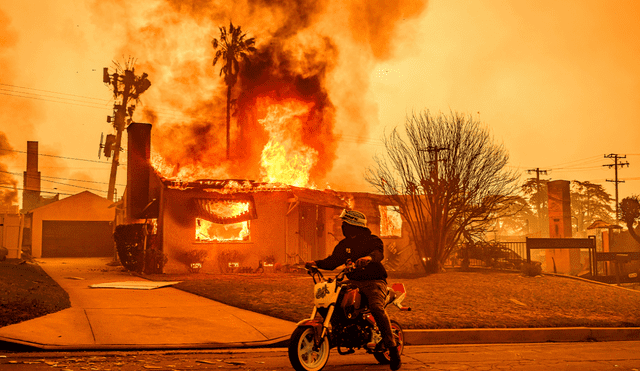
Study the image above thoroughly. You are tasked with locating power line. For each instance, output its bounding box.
[0,91,112,110]
[0,83,109,102]
[0,170,124,186]
[0,184,74,196]
[0,147,112,164]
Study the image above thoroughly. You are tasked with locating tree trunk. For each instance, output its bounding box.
[226,85,231,159]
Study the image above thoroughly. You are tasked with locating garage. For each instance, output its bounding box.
[42,220,114,257]
[27,191,116,258]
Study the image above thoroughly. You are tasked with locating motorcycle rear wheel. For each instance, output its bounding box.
[373,320,404,364]
[288,326,330,371]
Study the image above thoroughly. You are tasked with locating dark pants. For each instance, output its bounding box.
[352,279,396,349]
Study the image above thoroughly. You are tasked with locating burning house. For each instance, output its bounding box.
[123,123,414,274]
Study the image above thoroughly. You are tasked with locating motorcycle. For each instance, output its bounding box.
[288,261,411,371]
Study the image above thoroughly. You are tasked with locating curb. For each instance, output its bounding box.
[404,327,640,345]
[0,335,291,352]
[3,328,639,352]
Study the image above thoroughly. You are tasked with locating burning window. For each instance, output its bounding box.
[193,197,257,243]
[379,205,402,238]
[196,218,250,242]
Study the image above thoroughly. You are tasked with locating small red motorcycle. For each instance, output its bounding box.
[288,262,411,371]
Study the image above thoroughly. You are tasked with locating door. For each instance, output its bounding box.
[42,220,114,257]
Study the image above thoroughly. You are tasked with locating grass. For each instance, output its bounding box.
[2,259,640,330]
[0,259,70,328]
[145,268,640,329]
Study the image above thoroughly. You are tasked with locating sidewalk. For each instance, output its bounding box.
[0,258,638,351]
[0,258,297,350]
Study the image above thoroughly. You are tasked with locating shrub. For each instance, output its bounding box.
[113,224,146,272]
[521,261,543,277]
[114,223,163,273]
[217,249,245,273]
[174,249,209,273]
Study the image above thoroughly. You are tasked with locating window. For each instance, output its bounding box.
[195,218,250,242]
[379,205,402,238]
[193,197,255,242]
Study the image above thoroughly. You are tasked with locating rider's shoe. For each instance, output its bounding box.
[388,346,401,370]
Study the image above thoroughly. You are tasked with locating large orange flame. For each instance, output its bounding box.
[258,100,318,188]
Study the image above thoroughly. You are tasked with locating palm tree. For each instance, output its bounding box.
[212,22,256,159]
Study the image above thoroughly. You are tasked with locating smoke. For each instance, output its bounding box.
[0,132,18,206]
[92,0,428,187]
[0,9,20,207]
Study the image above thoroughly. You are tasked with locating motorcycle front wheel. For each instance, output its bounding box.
[373,319,404,364]
[288,326,330,371]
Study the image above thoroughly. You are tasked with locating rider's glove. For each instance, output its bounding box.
[305,261,317,270]
[355,256,372,269]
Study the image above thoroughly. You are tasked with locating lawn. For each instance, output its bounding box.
[2,259,640,330]
[0,259,70,328]
[146,268,640,329]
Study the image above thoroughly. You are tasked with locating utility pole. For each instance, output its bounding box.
[527,168,548,236]
[424,146,448,182]
[107,70,132,202]
[603,153,629,220]
[102,61,151,201]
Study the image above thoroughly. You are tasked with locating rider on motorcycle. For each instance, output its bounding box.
[306,209,402,370]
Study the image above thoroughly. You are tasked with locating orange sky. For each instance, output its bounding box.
[1,0,639,207]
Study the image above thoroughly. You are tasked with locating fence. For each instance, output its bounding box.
[445,241,527,269]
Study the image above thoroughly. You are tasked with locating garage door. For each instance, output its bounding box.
[42,221,114,257]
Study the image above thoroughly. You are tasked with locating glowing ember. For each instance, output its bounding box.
[379,205,402,237]
[258,101,318,188]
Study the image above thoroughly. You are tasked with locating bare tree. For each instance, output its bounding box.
[366,111,519,274]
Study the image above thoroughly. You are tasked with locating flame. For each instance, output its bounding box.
[258,100,318,187]
[196,218,250,242]
[195,200,251,242]
[379,205,402,237]
[151,152,227,182]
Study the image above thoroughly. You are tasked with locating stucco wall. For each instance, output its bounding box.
[161,189,290,273]
[30,191,115,257]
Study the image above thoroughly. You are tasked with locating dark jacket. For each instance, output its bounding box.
[315,228,387,281]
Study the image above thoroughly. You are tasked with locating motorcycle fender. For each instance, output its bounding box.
[294,319,325,347]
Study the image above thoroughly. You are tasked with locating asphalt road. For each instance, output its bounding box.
[2,342,640,370]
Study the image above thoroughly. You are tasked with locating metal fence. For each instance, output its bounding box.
[445,241,527,269]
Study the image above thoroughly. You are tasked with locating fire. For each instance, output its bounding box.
[195,200,252,242]
[151,153,226,182]
[196,218,250,242]
[379,205,402,237]
[258,100,318,188]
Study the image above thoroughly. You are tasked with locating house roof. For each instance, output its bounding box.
[289,187,348,209]
[28,191,113,214]
[587,220,623,230]
[160,178,349,208]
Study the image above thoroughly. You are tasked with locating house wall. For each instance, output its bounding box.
[161,189,291,273]
[30,192,115,257]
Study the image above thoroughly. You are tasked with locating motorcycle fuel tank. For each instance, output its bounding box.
[340,287,362,319]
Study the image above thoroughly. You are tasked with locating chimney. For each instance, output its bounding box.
[22,141,41,212]
[126,123,152,220]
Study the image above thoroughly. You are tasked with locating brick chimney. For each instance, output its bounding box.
[22,141,41,212]
[126,123,152,220]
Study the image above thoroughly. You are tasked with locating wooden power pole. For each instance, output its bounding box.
[102,62,151,202]
[604,153,629,220]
